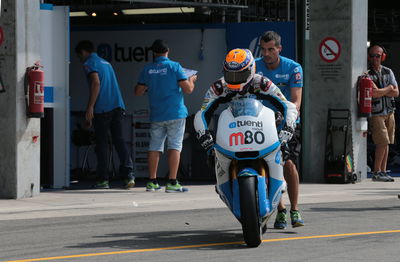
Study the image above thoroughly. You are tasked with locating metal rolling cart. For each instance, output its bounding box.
[324,109,357,183]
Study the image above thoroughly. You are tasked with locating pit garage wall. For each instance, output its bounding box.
[303,0,368,182]
[69,22,296,178]
[0,0,41,199]
[70,25,227,178]
[40,4,70,189]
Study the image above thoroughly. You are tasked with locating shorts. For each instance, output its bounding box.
[287,124,301,163]
[369,113,395,145]
[148,118,186,152]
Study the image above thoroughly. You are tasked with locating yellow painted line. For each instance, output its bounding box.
[4,229,400,262]
[261,229,400,242]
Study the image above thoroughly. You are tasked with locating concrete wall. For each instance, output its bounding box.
[302,0,368,182]
[0,0,41,198]
[351,0,369,180]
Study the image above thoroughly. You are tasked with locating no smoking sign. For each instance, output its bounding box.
[319,37,341,63]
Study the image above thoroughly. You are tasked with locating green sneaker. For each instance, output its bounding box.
[123,178,135,189]
[94,180,109,189]
[273,209,288,229]
[290,210,305,228]
[146,181,162,192]
[165,181,188,193]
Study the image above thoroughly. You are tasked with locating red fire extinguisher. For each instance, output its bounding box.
[26,62,44,118]
[358,75,373,117]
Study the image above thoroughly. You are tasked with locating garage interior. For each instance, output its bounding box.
[39,0,400,186]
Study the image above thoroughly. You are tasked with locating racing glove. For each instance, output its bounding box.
[197,130,215,153]
[278,124,295,144]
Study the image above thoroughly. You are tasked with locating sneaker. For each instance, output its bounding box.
[290,210,305,228]
[94,180,110,189]
[383,171,395,182]
[273,209,288,229]
[165,181,188,193]
[146,181,162,192]
[123,178,136,189]
[372,172,391,182]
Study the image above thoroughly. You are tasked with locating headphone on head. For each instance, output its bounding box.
[369,43,387,62]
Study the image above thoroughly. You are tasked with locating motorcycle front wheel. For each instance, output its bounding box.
[239,176,262,247]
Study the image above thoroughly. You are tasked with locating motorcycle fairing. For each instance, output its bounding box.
[219,168,269,221]
[214,141,280,160]
[219,173,284,220]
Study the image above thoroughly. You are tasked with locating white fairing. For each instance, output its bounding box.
[216,106,279,152]
[213,98,285,219]
[214,150,232,186]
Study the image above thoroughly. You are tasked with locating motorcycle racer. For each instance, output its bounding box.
[194,48,298,154]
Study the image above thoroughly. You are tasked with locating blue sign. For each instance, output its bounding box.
[226,22,296,60]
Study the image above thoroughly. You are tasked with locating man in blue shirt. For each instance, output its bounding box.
[255,31,304,229]
[75,40,135,189]
[135,39,197,193]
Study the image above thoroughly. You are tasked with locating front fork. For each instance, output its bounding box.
[230,167,268,220]
[215,148,284,221]
[215,157,268,221]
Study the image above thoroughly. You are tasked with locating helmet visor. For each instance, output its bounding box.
[224,69,251,85]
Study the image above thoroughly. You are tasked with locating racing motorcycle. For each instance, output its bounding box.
[211,97,286,247]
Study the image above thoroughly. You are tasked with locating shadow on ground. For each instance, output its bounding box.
[66,227,299,251]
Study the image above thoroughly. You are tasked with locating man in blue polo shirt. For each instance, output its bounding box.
[75,40,135,189]
[255,31,304,229]
[135,39,197,193]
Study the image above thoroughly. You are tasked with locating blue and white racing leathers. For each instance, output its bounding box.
[194,74,298,138]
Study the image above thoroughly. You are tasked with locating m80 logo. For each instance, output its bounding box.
[229,131,265,146]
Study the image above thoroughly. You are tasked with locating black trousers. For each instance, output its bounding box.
[93,108,134,181]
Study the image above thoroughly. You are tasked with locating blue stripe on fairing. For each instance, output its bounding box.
[218,173,277,220]
[215,140,280,160]
[40,3,53,10]
[237,168,258,177]
[275,149,282,164]
[257,176,269,217]
[268,176,284,212]
[218,180,233,211]
[219,178,241,220]
[232,179,241,220]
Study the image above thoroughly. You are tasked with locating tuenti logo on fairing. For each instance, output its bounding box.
[229,120,263,128]
[239,120,263,128]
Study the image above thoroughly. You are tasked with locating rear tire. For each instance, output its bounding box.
[239,176,261,247]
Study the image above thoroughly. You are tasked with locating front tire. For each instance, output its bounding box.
[239,176,261,247]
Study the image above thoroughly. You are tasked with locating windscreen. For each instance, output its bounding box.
[229,97,263,118]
